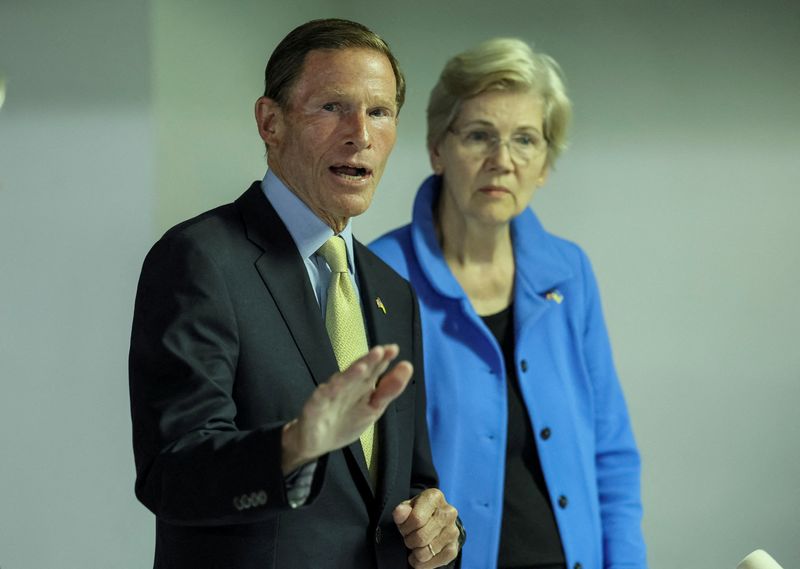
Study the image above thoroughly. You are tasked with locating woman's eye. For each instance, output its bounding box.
[514,133,543,147]
[466,130,491,142]
[322,103,338,112]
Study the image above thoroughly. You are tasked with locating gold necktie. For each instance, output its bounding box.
[317,237,377,480]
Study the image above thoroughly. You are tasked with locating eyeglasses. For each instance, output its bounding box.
[448,125,548,164]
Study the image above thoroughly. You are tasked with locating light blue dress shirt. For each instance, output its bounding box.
[261,169,360,312]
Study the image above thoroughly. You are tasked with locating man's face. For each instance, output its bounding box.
[258,48,398,231]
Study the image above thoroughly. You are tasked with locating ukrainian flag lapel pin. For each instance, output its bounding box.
[545,289,564,304]
[375,297,387,314]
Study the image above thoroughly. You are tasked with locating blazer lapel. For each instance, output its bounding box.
[237,186,384,504]
[235,183,339,388]
[355,241,402,509]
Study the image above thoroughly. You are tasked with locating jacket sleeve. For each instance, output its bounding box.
[408,284,465,569]
[579,251,648,569]
[128,232,326,525]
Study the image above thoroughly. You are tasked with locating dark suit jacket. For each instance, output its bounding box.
[129,182,438,569]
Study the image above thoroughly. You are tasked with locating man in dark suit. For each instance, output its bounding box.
[129,18,463,569]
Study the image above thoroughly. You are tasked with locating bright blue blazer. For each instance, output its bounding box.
[370,176,647,569]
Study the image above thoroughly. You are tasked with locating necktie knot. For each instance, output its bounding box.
[317,237,349,274]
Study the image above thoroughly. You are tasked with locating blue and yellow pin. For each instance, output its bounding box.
[375,297,387,314]
[545,290,564,304]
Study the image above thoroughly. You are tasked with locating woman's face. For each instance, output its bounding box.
[432,89,549,228]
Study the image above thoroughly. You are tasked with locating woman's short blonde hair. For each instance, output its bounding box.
[427,38,572,167]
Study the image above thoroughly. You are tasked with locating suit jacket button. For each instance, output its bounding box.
[520,359,528,372]
[374,526,383,544]
[256,490,268,506]
[540,427,551,440]
[558,495,569,509]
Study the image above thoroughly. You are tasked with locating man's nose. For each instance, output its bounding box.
[344,112,370,150]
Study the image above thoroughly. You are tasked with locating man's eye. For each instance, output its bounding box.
[370,107,393,118]
[322,103,339,112]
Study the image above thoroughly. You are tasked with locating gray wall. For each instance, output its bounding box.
[0,1,154,568]
[1,1,798,568]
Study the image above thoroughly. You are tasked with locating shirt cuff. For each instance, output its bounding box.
[284,460,318,509]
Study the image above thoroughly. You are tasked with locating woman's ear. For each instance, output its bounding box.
[537,164,550,187]
[429,144,444,175]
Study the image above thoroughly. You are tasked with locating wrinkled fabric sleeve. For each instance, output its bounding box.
[129,233,326,525]
[578,251,648,569]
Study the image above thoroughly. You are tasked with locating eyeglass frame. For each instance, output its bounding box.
[446,124,549,164]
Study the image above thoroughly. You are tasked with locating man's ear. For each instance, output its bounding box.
[255,96,283,147]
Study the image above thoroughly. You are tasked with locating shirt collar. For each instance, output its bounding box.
[262,170,356,269]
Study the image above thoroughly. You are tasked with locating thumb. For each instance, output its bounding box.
[392,500,412,526]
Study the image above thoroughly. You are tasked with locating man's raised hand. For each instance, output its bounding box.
[281,344,412,473]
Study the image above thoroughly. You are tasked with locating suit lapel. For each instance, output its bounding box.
[355,241,402,510]
[235,183,339,388]
[237,186,391,505]
[238,185,380,502]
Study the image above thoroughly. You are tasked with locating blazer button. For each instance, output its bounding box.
[233,495,247,511]
[374,526,383,544]
[540,427,551,440]
[558,495,569,509]
[574,563,583,569]
[520,359,528,372]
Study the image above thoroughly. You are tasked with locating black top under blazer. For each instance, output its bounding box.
[129,182,439,569]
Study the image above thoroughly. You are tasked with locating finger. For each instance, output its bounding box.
[365,347,396,387]
[370,343,399,369]
[409,516,460,563]
[369,361,412,410]
[400,496,458,550]
[379,343,400,361]
[392,501,412,526]
[342,344,397,388]
[331,348,386,400]
[343,345,385,378]
[365,343,401,380]
[336,344,398,386]
[397,488,443,534]
[408,539,460,569]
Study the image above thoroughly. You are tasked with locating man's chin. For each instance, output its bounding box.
[333,191,375,219]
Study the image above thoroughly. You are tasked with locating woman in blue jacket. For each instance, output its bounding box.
[371,38,647,569]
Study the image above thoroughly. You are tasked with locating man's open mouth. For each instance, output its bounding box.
[330,164,371,179]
